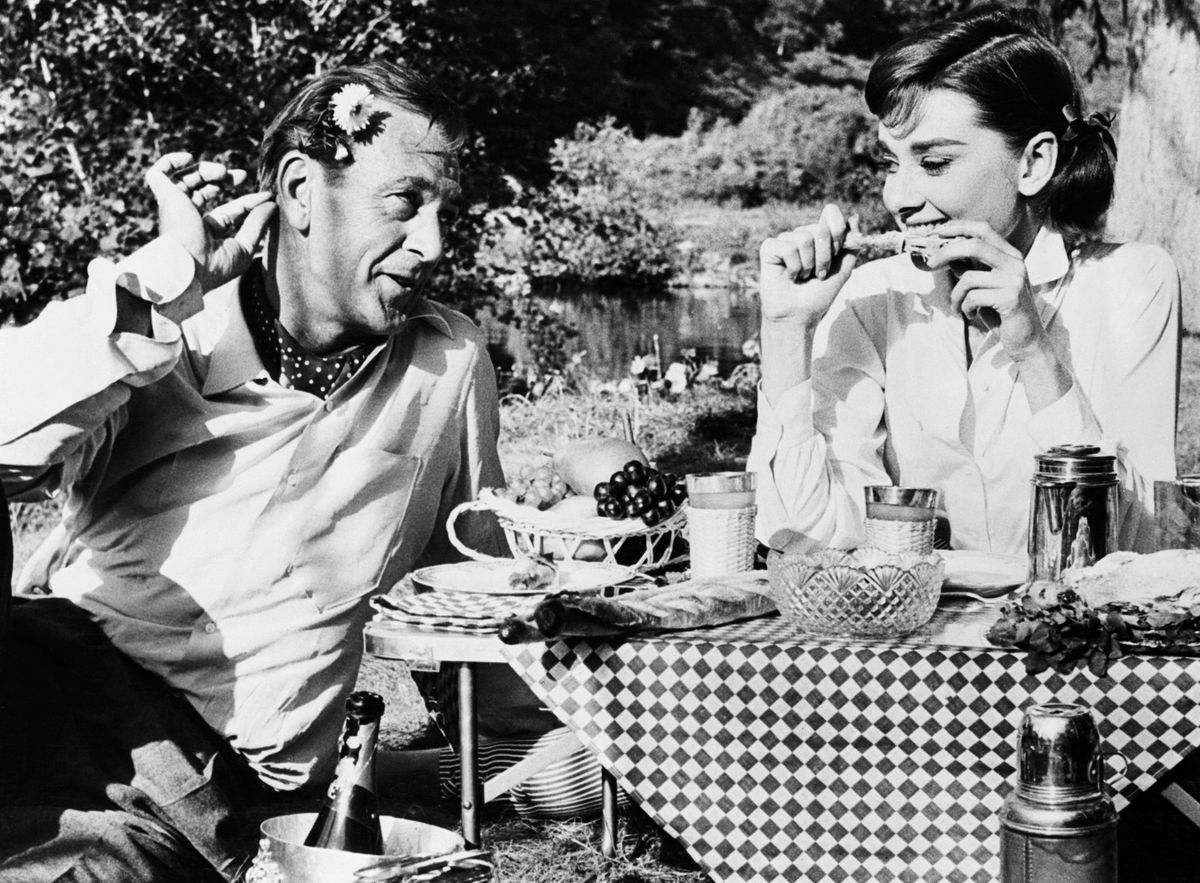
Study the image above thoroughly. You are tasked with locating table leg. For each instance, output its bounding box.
[600,766,619,858]
[457,661,481,848]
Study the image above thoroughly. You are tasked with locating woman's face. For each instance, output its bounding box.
[877,89,1036,247]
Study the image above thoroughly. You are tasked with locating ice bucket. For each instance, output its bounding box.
[252,813,467,883]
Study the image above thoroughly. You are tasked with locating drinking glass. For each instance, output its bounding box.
[685,472,758,579]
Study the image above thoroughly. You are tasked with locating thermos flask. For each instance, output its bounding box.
[999,702,1118,883]
[1028,445,1119,581]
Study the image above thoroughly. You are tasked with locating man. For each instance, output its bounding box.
[0,60,506,880]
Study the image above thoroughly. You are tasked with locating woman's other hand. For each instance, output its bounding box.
[921,218,1050,359]
[144,152,276,292]
[758,204,859,329]
[924,218,1072,409]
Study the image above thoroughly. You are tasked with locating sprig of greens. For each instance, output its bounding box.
[989,581,1200,675]
[987,586,1130,676]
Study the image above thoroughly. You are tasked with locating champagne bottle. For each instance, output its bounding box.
[304,690,386,854]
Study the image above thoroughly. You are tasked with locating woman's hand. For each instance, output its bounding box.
[921,219,1050,361]
[758,204,858,329]
[924,219,1073,410]
[144,152,276,292]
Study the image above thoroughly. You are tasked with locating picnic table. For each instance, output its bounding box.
[366,596,1200,882]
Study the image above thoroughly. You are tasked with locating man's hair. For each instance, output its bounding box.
[256,59,467,192]
[865,5,1114,237]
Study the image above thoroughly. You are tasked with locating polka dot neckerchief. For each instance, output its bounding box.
[240,267,372,400]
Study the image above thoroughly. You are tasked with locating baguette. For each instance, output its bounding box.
[533,573,775,639]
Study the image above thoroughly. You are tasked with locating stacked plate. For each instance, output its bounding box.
[939,550,1028,601]
[371,591,530,634]
[370,560,645,634]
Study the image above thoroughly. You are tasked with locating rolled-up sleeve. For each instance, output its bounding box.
[0,238,200,498]
[748,287,891,552]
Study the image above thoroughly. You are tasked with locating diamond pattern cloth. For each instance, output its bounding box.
[501,606,1200,883]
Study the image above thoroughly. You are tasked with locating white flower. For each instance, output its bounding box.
[330,83,373,135]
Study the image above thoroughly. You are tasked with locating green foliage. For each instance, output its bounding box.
[474,120,679,292]
[0,0,1128,330]
[759,0,974,62]
[636,84,890,226]
[0,0,771,326]
[0,81,161,325]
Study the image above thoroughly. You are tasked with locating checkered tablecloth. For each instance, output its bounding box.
[500,604,1200,883]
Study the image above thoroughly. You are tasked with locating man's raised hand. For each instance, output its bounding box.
[145,152,276,292]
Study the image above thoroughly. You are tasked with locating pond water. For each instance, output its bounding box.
[532,286,761,381]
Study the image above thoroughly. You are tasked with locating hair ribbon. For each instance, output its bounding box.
[1061,105,1117,159]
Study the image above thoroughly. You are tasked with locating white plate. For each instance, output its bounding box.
[940,550,1027,598]
[410,560,639,596]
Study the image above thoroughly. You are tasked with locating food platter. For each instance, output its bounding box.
[940,550,1028,600]
[410,560,639,596]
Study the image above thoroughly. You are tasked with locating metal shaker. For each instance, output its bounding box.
[999,703,1118,883]
[1028,445,1119,581]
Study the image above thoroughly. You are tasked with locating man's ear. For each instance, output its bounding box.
[1018,131,1058,198]
[277,151,315,233]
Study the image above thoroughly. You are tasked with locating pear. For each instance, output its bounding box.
[546,494,603,523]
[553,436,649,497]
[544,495,610,562]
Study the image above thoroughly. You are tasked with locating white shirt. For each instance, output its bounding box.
[0,239,505,790]
[748,228,1180,557]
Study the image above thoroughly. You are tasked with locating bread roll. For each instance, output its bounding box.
[1063,550,1200,607]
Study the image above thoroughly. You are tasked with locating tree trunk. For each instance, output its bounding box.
[1107,0,1200,331]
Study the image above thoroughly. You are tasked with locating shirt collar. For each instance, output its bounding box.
[202,279,270,397]
[201,270,455,397]
[404,297,455,339]
[1025,226,1071,287]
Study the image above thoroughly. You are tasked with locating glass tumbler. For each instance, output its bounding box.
[685,472,758,579]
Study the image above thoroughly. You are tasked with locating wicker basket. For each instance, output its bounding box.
[767,547,944,638]
[863,516,935,556]
[687,505,757,578]
[448,491,689,572]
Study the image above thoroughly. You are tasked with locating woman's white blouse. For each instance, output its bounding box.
[749,228,1181,557]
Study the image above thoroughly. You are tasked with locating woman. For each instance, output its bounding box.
[748,5,1180,558]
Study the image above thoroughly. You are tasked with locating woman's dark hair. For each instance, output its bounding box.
[257,59,467,192]
[865,5,1115,237]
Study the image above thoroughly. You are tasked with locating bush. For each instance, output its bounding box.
[0,83,165,325]
[636,83,888,225]
[474,120,679,290]
[0,0,776,327]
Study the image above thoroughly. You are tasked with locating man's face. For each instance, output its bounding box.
[877,89,1027,242]
[305,104,461,347]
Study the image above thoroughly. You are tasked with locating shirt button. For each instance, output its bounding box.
[324,401,335,413]
[203,622,217,635]
[286,472,298,488]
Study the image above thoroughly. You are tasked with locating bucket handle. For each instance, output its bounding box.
[446,500,509,563]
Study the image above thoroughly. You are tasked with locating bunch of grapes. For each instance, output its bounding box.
[499,463,571,510]
[594,460,688,526]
